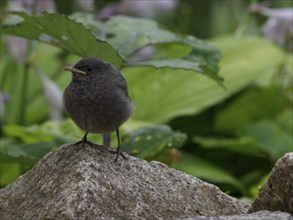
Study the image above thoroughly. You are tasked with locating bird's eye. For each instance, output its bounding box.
[87,67,93,72]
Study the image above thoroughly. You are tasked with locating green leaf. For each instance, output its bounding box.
[3,124,54,143]
[128,58,202,72]
[182,35,221,74]
[0,137,53,164]
[0,163,21,187]
[193,136,264,157]
[104,16,177,56]
[124,36,287,123]
[215,86,290,134]
[40,119,86,142]
[2,12,123,67]
[122,125,187,159]
[171,153,247,194]
[103,16,222,82]
[3,12,220,79]
[1,141,55,161]
[277,108,293,133]
[3,120,102,145]
[239,116,293,159]
[249,173,269,198]
[193,109,292,160]
[2,12,222,82]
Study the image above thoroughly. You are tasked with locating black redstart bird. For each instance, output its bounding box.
[63,57,134,161]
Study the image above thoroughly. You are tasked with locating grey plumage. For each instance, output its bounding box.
[63,57,134,161]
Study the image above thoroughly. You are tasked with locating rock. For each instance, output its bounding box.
[249,152,293,215]
[179,211,293,220]
[0,143,249,219]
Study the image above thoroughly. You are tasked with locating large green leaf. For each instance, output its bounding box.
[122,125,187,159]
[124,36,287,123]
[0,163,20,187]
[171,153,247,194]
[2,12,222,82]
[103,16,177,56]
[1,120,186,161]
[239,109,293,159]
[214,86,290,134]
[0,141,55,162]
[193,136,264,157]
[0,137,55,186]
[3,124,54,143]
[2,11,124,67]
[2,120,98,144]
[104,16,222,82]
[128,58,203,72]
[193,108,292,160]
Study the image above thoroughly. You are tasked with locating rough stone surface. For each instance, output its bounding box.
[0,143,249,219]
[180,211,293,220]
[249,152,293,215]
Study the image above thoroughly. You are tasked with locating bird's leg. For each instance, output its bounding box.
[81,132,89,146]
[109,129,127,161]
[103,133,111,149]
[73,132,91,147]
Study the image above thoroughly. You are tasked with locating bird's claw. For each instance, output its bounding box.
[109,149,128,162]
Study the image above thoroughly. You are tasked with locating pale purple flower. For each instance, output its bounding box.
[7,0,32,13]
[4,36,28,64]
[33,65,63,121]
[76,0,94,11]
[250,4,293,50]
[36,0,56,13]
[98,0,178,19]
[0,92,10,117]
[5,0,56,62]
[7,0,56,14]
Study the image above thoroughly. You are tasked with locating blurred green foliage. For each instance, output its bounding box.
[0,0,292,202]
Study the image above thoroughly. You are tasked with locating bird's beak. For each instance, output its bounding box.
[64,66,86,75]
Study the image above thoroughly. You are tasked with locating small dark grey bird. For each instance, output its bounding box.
[63,57,134,161]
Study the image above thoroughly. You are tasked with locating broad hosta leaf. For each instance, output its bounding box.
[3,124,54,143]
[249,174,270,198]
[214,86,289,134]
[0,141,55,162]
[0,163,20,187]
[193,136,264,157]
[3,12,220,82]
[103,16,177,56]
[124,36,287,123]
[239,110,293,159]
[2,12,124,67]
[3,120,101,145]
[104,16,222,82]
[171,153,247,194]
[122,125,187,159]
[277,108,293,133]
[1,121,186,161]
[0,137,56,186]
[128,58,202,72]
[2,12,222,82]
[194,109,292,160]
[182,35,221,74]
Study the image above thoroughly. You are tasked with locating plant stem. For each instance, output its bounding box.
[18,62,29,125]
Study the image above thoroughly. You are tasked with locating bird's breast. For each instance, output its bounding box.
[63,82,133,133]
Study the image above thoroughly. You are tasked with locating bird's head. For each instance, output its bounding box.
[64,57,113,82]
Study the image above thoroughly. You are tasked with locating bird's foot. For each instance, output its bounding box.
[73,139,95,147]
[73,132,96,147]
[109,149,128,162]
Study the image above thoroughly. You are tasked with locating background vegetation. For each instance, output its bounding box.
[0,0,292,203]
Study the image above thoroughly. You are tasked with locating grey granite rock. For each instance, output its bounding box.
[180,211,293,220]
[0,143,249,219]
[249,152,293,215]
